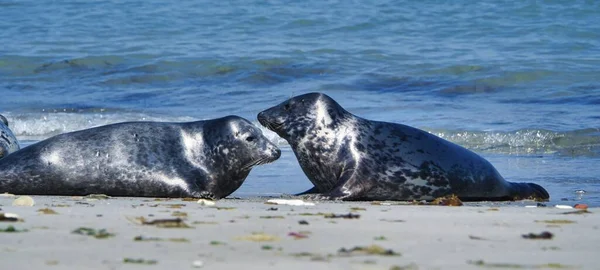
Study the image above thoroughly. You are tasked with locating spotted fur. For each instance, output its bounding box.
[0,116,280,198]
[0,114,20,159]
[258,93,549,201]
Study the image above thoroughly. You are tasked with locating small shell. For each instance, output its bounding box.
[197,199,216,206]
[192,260,204,268]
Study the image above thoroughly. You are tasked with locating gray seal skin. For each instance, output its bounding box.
[0,114,20,159]
[257,92,549,201]
[0,115,281,199]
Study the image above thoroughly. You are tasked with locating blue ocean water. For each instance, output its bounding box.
[1,0,598,205]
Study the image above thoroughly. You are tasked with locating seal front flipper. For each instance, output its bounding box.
[295,186,320,195]
[316,168,374,201]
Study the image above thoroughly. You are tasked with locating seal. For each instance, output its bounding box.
[0,114,20,159]
[0,115,280,198]
[257,93,549,201]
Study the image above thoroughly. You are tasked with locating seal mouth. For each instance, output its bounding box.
[241,155,279,171]
[257,114,284,132]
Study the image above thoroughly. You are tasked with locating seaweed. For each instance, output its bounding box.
[72,227,115,239]
[123,258,158,265]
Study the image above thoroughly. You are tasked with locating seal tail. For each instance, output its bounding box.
[509,182,550,201]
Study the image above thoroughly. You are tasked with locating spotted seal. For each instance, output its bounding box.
[0,115,280,198]
[0,114,20,159]
[257,93,549,201]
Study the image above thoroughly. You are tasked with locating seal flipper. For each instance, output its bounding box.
[295,186,320,195]
[509,182,550,201]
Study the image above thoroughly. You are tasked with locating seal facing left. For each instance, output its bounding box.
[0,115,280,198]
[258,92,549,201]
[0,114,20,159]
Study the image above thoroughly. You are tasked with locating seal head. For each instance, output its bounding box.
[0,114,20,159]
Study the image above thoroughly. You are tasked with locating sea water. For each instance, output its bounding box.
[1,0,598,206]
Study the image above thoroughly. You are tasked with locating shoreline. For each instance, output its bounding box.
[1,195,597,269]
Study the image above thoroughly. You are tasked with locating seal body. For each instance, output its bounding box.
[0,115,280,198]
[0,114,20,159]
[258,93,549,201]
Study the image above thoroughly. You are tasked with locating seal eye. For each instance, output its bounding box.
[246,136,255,142]
[283,103,291,111]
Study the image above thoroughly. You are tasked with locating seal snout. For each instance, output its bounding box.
[265,141,281,161]
[257,111,282,132]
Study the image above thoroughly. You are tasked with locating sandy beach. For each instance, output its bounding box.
[0,195,596,270]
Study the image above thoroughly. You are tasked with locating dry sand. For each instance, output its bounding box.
[0,195,597,270]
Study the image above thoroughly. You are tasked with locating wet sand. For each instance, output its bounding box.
[1,195,597,270]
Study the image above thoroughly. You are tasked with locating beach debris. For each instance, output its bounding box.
[130,217,192,228]
[85,194,110,200]
[324,213,360,219]
[266,199,315,206]
[236,232,279,242]
[72,227,115,239]
[430,194,463,206]
[298,212,328,216]
[12,196,35,207]
[467,260,572,269]
[487,208,499,211]
[350,207,367,211]
[291,252,332,262]
[267,207,278,211]
[165,204,186,209]
[123,258,158,265]
[380,219,406,223]
[288,232,309,239]
[574,204,588,210]
[0,213,21,222]
[535,220,576,225]
[298,220,309,225]
[181,197,197,202]
[51,204,71,207]
[261,245,274,250]
[555,205,573,209]
[192,260,204,268]
[192,221,219,225]
[338,245,400,256]
[0,225,27,232]
[133,235,190,243]
[214,206,235,210]
[37,208,58,215]
[197,199,216,206]
[522,231,553,240]
[210,240,226,246]
[371,202,392,206]
[260,215,285,219]
[171,211,188,217]
[390,263,419,270]
[374,236,387,241]
[468,235,489,241]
